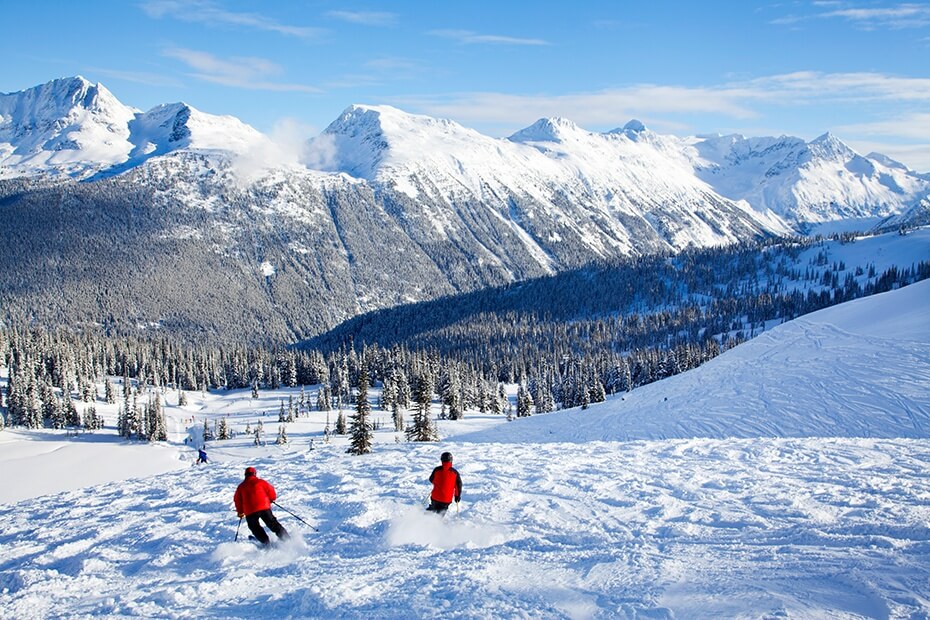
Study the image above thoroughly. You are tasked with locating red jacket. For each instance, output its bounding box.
[429,462,462,503]
[234,476,277,516]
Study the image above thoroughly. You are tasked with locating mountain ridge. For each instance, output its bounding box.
[1,77,928,344]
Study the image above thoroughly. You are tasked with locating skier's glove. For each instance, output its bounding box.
[455,497,460,503]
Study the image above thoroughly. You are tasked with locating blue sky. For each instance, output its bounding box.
[2,1,930,171]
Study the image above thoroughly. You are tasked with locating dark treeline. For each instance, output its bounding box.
[2,233,929,434]
[304,233,930,383]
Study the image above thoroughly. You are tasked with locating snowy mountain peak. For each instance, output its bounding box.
[508,117,584,144]
[0,77,266,179]
[0,76,138,178]
[622,119,647,134]
[128,101,264,161]
[321,104,488,179]
[809,131,856,161]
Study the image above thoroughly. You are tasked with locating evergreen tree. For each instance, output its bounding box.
[335,411,347,435]
[275,424,288,445]
[253,420,265,446]
[82,404,101,430]
[217,416,231,440]
[516,384,534,417]
[64,394,82,428]
[347,367,373,455]
[146,394,168,441]
[406,373,437,442]
[117,405,130,438]
[497,383,509,416]
[104,378,116,404]
[316,386,332,412]
[202,417,214,442]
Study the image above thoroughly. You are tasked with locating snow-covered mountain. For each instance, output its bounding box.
[690,131,930,226]
[2,77,929,343]
[0,77,137,178]
[0,76,264,179]
[317,104,779,262]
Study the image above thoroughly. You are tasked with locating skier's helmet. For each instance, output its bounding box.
[244,466,257,478]
[440,452,453,463]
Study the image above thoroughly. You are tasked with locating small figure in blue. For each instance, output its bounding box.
[196,447,208,465]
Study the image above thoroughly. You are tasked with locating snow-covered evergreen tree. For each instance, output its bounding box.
[516,384,534,417]
[82,404,102,430]
[104,378,116,404]
[406,373,437,442]
[316,386,332,412]
[335,411,347,435]
[217,416,230,440]
[64,394,82,428]
[347,367,373,455]
[146,394,168,441]
[275,424,288,445]
[202,417,214,442]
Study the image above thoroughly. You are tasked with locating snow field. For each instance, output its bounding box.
[2,439,930,618]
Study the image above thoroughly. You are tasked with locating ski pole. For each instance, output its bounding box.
[234,516,243,541]
[272,501,320,532]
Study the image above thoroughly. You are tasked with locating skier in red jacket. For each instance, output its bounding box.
[234,466,289,545]
[427,452,462,514]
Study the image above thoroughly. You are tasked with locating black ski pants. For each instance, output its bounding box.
[427,499,451,514]
[246,509,288,544]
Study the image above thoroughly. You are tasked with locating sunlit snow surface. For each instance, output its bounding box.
[2,279,930,618]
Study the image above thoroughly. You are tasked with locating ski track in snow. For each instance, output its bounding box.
[2,439,930,619]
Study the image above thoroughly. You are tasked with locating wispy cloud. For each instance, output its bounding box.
[821,3,930,29]
[141,0,324,39]
[394,85,758,132]
[429,29,549,46]
[837,112,930,140]
[747,71,930,102]
[772,2,930,29]
[393,71,930,132]
[326,10,397,26]
[164,48,320,92]
[86,68,182,88]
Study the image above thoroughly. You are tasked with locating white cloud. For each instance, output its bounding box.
[429,29,549,46]
[747,71,930,101]
[164,48,320,92]
[141,0,324,39]
[326,10,397,26]
[87,68,182,88]
[822,4,930,29]
[230,118,321,181]
[772,2,930,29]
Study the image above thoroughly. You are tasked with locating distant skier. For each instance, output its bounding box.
[427,451,462,514]
[196,448,208,464]
[234,466,289,545]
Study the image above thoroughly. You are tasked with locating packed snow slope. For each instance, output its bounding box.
[460,277,930,444]
[2,281,930,618]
